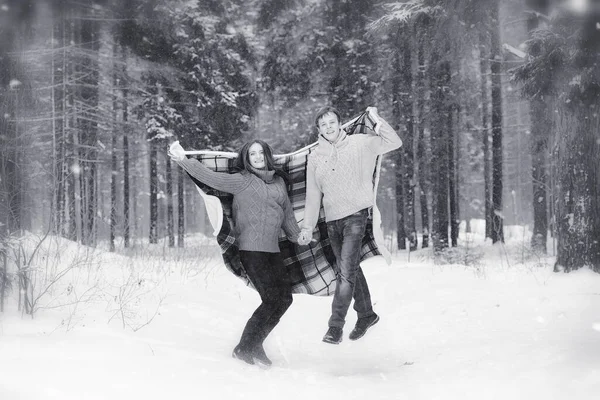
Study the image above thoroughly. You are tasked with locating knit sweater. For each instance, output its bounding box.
[178,158,301,253]
[303,116,402,230]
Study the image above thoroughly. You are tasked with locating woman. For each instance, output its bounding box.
[169,139,300,367]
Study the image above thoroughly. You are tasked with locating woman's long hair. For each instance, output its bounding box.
[233,140,290,185]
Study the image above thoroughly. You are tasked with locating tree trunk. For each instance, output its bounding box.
[0,40,9,309]
[417,137,430,248]
[526,0,550,253]
[400,26,417,251]
[74,126,84,243]
[1,76,22,235]
[110,43,119,252]
[0,141,7,237]
[110,130,117,252]
[51,13,63,235]
[479,26,492,240]
[177,165,185,247]
[123,134,130,247]
[65,6,77,241]
[448,107,459,247]
[0,247,8,312]
[166,150,175,247]
[49,4,68,236]
[415,19,429,248]
[0,26,20,233]
[554,105,600,272]
[489,3,504,243]
[67,112,78,243]
[80,10,100,247]
[67,138,78,242]
[392,28,406,250]
[73,9,87,244]
[529,96,549,252]
[132,159,139,241]
[430,51,451,252]
[395,151,406,250]
[0,249,6,312]
[149,140,158,244]
[58,3,68,238]
[121,46,131,248]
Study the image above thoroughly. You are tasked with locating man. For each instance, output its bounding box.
[297,106,402,344]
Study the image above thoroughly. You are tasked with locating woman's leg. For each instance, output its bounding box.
[237,250,293,360]
[255,252,293,346]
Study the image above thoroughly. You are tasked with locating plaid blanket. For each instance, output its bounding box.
[184,110,391,296]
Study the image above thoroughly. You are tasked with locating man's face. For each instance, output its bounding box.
[317,112,341,142]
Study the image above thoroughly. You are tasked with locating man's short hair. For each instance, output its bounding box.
[314,106,341,127]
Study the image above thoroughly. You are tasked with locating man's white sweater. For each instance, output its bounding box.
[302,116,402,230]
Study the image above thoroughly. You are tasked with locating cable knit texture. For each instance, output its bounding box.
[178,158,300,253]
[303,117,402,229]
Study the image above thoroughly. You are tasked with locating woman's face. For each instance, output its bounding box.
[248,142,265,169]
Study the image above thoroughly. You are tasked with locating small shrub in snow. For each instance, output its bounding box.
[434,246,485,268]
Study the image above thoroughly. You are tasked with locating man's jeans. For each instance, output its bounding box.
[326,208,375,329]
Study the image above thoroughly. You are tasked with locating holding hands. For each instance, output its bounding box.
[297,228,313,246]
[168,141,186,162]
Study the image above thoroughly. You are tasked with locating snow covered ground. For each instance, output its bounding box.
[1,224,599,400]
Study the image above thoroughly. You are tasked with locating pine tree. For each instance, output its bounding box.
[513,7,600,272]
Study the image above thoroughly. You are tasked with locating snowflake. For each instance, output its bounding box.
[9,79,21,89]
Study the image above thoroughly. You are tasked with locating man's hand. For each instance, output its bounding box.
[168,141,186,162]
[297,228,313,246]
[366,106,380,122]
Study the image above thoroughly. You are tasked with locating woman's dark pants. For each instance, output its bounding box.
[237,250,293,350]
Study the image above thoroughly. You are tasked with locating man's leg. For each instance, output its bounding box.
[352,266,375,319]
[327,209,369,330]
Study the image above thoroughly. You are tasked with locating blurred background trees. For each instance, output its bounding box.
[1,0,599,273]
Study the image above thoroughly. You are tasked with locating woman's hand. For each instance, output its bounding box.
[168,141,186,162]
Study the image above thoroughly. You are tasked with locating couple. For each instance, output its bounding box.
[169,106,402,367]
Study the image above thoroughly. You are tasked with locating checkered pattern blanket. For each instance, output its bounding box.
[184,110,390,296]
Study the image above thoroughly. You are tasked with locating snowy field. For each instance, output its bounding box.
[1,222,599,400]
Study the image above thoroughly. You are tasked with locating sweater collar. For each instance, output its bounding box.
[249,166,276,183]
